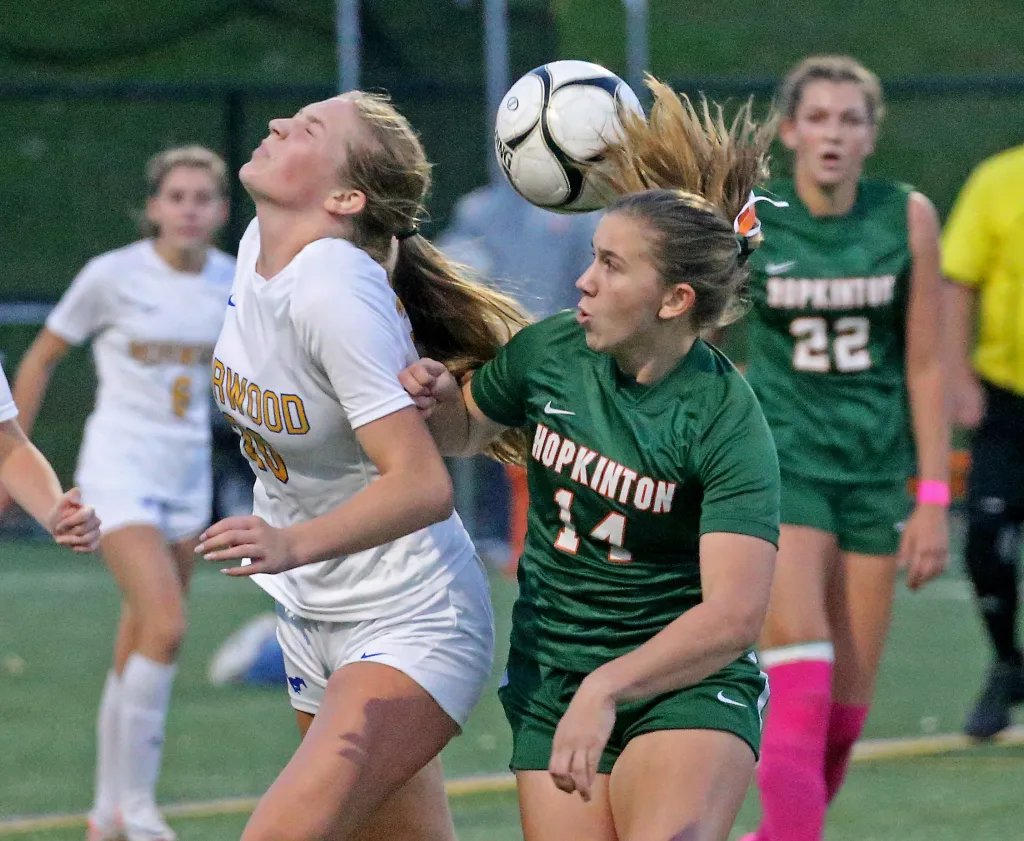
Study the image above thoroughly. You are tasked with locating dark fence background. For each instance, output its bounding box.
[1,70,1022,489]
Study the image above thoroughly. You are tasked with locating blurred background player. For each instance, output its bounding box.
[739,56,949,841]
[942,142,1024,738]
[194,91,526,841]
[10,146,233,841]
[0,359,100,552]
[439,179,599,569]
[402,79,780,841]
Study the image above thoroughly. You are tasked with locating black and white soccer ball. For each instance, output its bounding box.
[494,60,644,213]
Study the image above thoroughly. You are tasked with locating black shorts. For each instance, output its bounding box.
[968,381,1024,513]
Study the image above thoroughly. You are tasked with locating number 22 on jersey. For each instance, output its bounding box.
[553,488,632,563]
[790,316,872,373]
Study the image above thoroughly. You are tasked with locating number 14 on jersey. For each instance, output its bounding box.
[553,488,632,563]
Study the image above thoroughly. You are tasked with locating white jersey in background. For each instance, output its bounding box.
[47,240,235,497]
[0,362,17,421]
[213,220,476,622]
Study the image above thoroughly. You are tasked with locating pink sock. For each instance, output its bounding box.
[752,653,833,841]
[825,702,869,803]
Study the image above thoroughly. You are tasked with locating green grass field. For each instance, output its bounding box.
[1,537,1022,839]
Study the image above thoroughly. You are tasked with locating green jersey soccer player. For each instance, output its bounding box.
[740,56,950,841]
[402,79,780,841]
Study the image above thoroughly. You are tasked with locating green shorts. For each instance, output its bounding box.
[498,648,768,774]
[780,471,912,556]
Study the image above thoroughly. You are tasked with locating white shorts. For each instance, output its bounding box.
[275,557,495,727]
[77,483,211,543]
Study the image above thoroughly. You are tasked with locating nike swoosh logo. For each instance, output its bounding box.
[543,401,575,416]
[227,295,237,307]
[717,690,747,708]
[360,651,386,660]
[764,260,796,275]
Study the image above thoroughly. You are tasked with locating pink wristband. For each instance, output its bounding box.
[917,480,951,507]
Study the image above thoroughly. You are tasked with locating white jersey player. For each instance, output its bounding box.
[11,146,232,841]
[0,361,100,549]
[195,93,528,841]
[214,219,480,624]
[48,238,234,531]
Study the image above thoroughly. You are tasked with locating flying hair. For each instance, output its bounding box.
[601,75,777,236]
[344,90,531,463]
[594,76,779,329]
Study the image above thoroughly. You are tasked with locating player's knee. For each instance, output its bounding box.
[760,613,829,649]
[139,610,187,660]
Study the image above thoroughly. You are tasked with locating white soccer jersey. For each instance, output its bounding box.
[0,361,17,422]
[47,240,235,495]
[213,220,476,622]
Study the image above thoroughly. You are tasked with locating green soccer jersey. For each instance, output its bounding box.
[472,311,780,673]
[745,178,915,484]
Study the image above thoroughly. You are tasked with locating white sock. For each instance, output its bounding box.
[118,654,176,817]
[90,670,122,824]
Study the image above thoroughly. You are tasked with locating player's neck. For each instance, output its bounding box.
[152,240,207,274]
[613,331,697,386]
[253,206,339,279]
[794,171,858,217]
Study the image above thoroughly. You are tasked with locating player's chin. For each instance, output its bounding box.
[813,166,852,189]
[579,323,604,350]
[238,161,264,193]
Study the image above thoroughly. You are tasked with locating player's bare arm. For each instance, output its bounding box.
[10,328,72,436]
[198,405,453,574]
[942,279,986,428]
[577,533,773,701]
[900,191,950,590]
[399,358,508,456]
[0,419,100,552]
[548,533,774,799]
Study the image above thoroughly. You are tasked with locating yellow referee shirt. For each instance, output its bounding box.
[942,144,1024,396]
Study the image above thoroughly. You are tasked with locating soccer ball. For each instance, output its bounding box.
[494,60,644,213]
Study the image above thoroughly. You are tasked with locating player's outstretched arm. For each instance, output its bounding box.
[0,419,100,552]
[399,358,507,456]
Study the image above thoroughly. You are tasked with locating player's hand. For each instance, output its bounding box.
[548,675,616,802]
[951,370,986,429]
[48,488,101,553]
[898,503,949,590]
[398,357,459,418]
[196,515,297,576]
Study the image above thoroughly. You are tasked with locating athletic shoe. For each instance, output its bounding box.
[122,807,176,841]
[964,661,1021,739]
[207,612,279,686]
